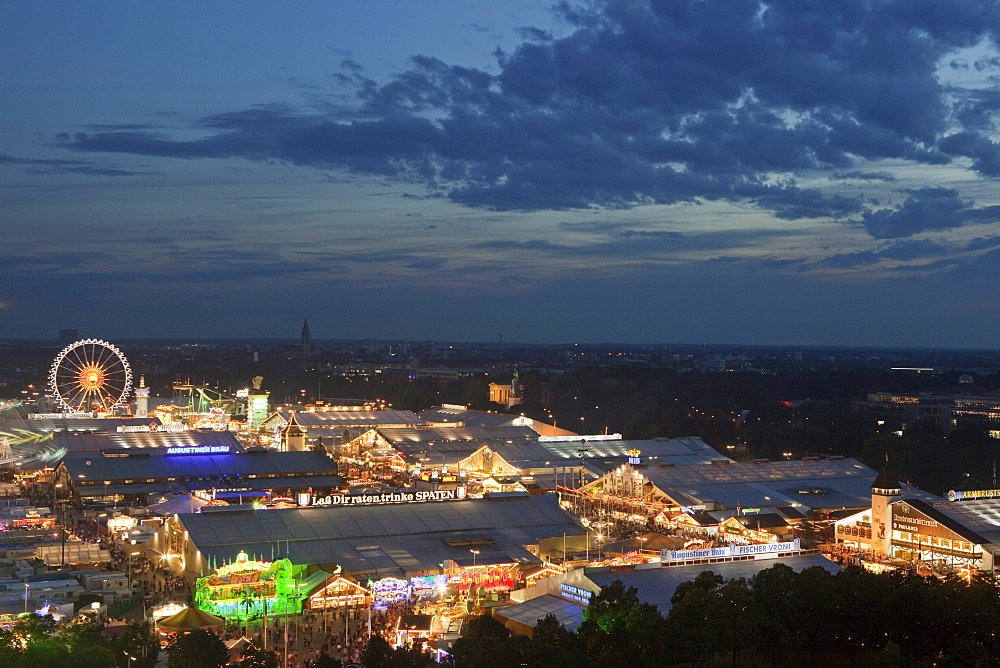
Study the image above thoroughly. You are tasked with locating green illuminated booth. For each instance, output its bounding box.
[194,551,304,620]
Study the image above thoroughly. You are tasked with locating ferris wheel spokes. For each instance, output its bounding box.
[48,339,132,414]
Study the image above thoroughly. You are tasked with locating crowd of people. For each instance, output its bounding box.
[105,538,189,614]
[219,598,425,666]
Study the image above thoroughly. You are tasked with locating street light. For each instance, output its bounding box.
[469,549,479,568]
[127,550,140,597]
[578,448,589,488]
[52,483,63,517]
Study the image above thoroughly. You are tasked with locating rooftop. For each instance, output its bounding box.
[270,410,424,428]
[62,450,337,484]
[175,493,583,574]
[601,458,941,511]
[587,553,842,613]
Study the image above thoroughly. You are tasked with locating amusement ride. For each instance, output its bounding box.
[48,339,133,414]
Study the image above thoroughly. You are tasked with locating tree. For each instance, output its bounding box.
[10,614,57,645]
[238,641,279,668]
[450,614,530,668]
[313,654,343,668]
[360,635,435,668]
[531,614,574,648]
[582,580,642,632]
[666,572,725,664]
[463,613,511,641]
[791,566,837,666]
[578,580,666,666]
[0,628,21,667]
[526,614,590,668]
[714,578,756,667]
[749,564,798,666]
[360,635,394,667]
[167,629,229,668]
[112,620,159,668]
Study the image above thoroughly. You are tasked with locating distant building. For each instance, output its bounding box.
[853,378,1000,436]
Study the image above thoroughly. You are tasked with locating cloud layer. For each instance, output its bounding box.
[50,0,999,238]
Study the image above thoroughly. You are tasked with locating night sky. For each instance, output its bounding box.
[3,1,1000,347]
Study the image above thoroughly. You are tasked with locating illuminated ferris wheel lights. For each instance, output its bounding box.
[48,339,132,414]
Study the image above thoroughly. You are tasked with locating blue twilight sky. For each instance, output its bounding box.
[2,0,1000,347]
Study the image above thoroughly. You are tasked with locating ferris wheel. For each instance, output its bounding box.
[49,339,132,414]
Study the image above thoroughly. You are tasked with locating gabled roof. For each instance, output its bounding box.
[727,513,790,529]
[280,411,306,436]
[268,410,424,428]
[377,425,539,444]
[593,458,940,511]
[899,498,991,546]
[928,498,1000,552]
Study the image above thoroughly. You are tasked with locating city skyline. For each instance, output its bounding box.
[3,0,1000,348]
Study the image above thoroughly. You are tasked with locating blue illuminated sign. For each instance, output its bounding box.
[660,539,799,562]
[165,445,231,455]
[560,583,593,605]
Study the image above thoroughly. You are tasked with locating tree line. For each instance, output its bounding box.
[448,564,1000,667]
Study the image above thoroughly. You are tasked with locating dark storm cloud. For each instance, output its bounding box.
[855,188,1000,238]
[939,131,1000,177]
[0,153,151,177]
[58,0,1000,227]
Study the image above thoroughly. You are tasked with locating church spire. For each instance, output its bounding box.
[301,318,311,356]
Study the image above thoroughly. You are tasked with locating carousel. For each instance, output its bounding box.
[449,562,521,599]
[156,606,225,642]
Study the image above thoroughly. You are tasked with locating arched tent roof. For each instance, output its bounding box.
[156,606,225,631]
